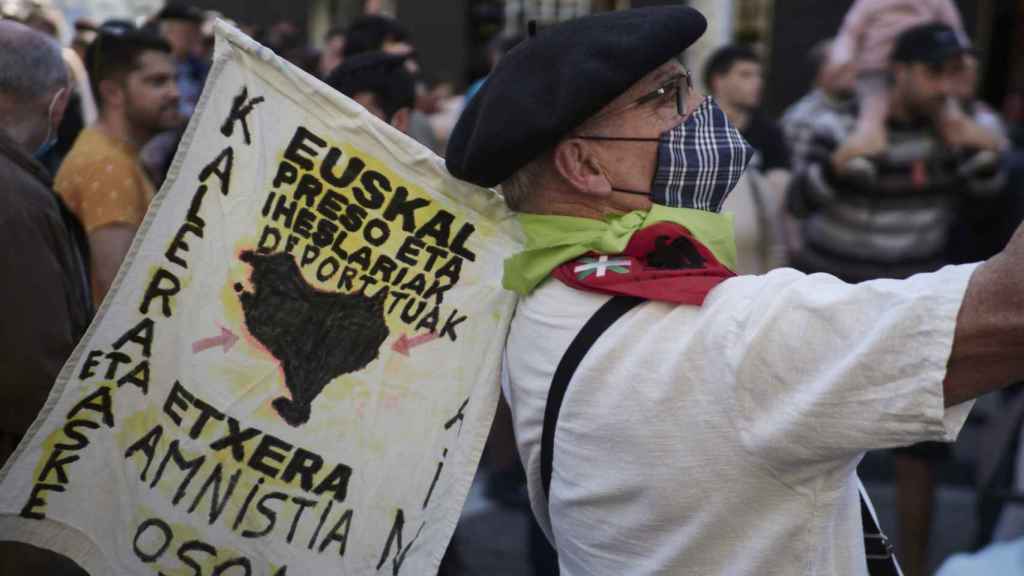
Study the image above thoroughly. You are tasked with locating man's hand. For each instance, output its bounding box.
[939,102,1009,154]
[831,130,887,175]
[944,222,1024,406]
[88,222,136,306]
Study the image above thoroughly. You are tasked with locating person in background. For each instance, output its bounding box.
[56,24,179,306]
[325,51,415,133]
[194,11,223,68]
[21,2,98,174]
[344,14,441,152]
[343,14,414,61]
[789,23,1006,283]
[156,2,206,117]
[950,54,1008,144]
[318,26,346,79]
[0,20,91,575]
[782,39,855,173]
[145,5,210,188]
[263,19,318,74]
[824,0,970,173]
[788,24,1008,576]
[946,53,1018,266]
[780,40,856,263]
[71,18,98,63]
[705,44,790,273]
[21,0,62,38]
[465,34,523,104]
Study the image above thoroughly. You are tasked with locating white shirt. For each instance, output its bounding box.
[502,264,977,575]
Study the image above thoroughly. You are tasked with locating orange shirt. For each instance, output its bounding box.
[55,127,156,233]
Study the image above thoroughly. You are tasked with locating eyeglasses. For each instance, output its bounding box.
[587,71,692,125]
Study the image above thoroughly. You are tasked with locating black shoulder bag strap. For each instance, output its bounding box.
[540,295,902,576]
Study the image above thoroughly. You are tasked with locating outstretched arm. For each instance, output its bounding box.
[945,222,1024,406]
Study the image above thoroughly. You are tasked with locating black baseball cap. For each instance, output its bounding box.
[890,22,974,67]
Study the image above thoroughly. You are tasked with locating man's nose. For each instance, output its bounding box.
[938,76,956,98]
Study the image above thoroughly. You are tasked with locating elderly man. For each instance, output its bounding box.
[0,20,91,576]
[446,7,1024,575]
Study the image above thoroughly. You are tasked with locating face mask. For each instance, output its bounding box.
[33,129,57,161]
[586,96,754,212]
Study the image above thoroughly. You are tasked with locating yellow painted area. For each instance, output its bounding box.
[31,383,114,483]
[115,405,164,452]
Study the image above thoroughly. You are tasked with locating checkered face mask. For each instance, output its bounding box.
[584,96,753,212]
[647,96,753,211]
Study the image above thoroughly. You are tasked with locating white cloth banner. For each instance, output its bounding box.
[0,22,522,575]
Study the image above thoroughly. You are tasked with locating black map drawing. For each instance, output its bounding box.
[237,250,390,427]
[646,235,706,270]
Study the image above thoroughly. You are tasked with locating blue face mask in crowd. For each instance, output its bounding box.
[580,94,753,212]
[33,89,64,161]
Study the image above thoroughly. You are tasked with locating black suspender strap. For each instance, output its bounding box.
[861,481,902,575]
[541,295,645,499]
[539,295,902,575]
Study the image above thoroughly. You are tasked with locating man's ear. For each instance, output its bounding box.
[389,107,410,134]
[707,75,721,99]
[99,77,125,110]
[552,138,612,198]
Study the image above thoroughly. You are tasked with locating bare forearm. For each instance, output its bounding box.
[91,258,121,306]
[88,224,136,306]
[944,232,1024,406]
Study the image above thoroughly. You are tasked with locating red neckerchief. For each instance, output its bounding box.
[551,222,735,305]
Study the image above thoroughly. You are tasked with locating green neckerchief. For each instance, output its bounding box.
[503,204,737,295]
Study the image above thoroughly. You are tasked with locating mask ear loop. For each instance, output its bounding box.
[611,187,652,197]
[40,86,67,151]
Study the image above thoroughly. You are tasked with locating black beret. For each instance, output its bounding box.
[446,6,707,188]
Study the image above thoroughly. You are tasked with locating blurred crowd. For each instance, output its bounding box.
[1,0,1023,574]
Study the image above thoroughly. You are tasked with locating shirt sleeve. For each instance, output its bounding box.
[713,264,977,485]
[56,156,146,232]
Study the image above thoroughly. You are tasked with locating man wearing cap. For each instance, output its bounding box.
[789,22,1006,282]
[787,23,1008,576]
[446,8,1024,575]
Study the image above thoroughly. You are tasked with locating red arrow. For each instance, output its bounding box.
[391,331,438,356]
[192,326,239,354]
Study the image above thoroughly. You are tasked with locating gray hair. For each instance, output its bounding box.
[0,20,68,104]
[500,152,551,211]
